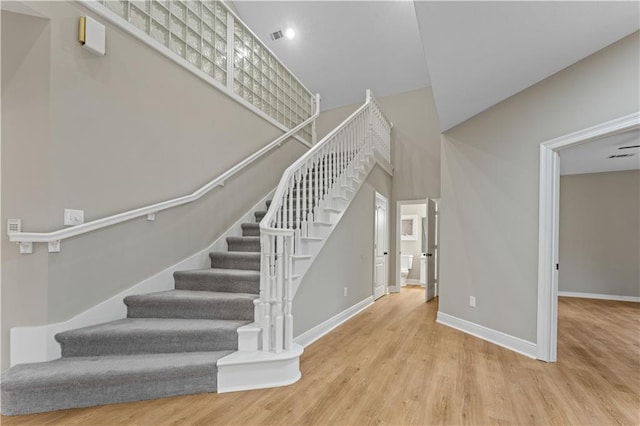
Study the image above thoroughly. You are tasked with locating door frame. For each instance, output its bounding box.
[537,112,639,362]
[373,192,389,299]
[394,199,427,293]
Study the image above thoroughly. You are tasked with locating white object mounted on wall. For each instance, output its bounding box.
[401,215,418,241]
[78,16,106,56]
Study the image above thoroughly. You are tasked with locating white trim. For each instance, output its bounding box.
[537,112,640,363]
[437,312,537,359]
[405,279,423,285]
[558,291,640,302]
[9,191,275,367]
[293,296,374,348]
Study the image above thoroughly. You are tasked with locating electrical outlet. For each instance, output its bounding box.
[344,287,348,297]
[64,209,84,226]
[469,296,476,308]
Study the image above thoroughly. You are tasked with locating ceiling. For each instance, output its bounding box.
[233,1,639,129]
[232,1,430,111]
[414,1,640,131]
[560,129,640,176]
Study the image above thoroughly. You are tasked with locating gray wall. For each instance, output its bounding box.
[1,3,306,370]
[559,170,640,297]
[439,32,640,343]
[316,87,441,286]
[294,165,392,336]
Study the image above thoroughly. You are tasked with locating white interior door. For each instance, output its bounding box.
[374,193,388,300]
[425,199,437,301]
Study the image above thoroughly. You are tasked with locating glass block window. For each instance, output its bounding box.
[97,1,314,142]
[232,20,313,142]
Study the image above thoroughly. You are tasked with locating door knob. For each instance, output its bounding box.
[426,253,433,257]
[383,252,388,255]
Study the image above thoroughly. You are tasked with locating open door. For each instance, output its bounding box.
[425,199,437,301]
[374,193,389,300]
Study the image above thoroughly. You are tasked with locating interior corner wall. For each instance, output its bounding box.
[316,87,441,287]
[293,165,392,337]
[439,32,640,343]
[559,170,640,297]
[1,2,306,371]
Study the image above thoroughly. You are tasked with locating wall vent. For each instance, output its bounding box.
[607,153,635,159]
[270,30,283,41]
[618,145,640,150]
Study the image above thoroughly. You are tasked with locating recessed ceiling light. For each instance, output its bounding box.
[285,28,295,40]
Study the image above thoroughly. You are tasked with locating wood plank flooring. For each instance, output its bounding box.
[2,288,639,425]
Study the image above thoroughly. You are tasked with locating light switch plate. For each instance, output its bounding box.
[64,209,84,226]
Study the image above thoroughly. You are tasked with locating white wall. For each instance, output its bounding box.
[439,32,639,343]
[400,204,426,281]
[1,3,306,370]
[559,170,640,297]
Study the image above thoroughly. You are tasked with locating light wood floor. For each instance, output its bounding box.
[3,288,639,425]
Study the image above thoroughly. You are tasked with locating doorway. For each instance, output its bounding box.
[373,192,389,300]
[537,112,639,362]
[395,199,439,301]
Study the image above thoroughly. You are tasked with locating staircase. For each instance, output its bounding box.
[1,90,391,416]
[0,201,269,416]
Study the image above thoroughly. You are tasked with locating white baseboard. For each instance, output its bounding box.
[405,279,423,285]
[436,312,537,359]
[294,296,374,348]
[558,291,640,302]
[9,190,275,367]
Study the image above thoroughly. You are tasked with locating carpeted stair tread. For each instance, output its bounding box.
[125,290,256,320]
[0,351,231,415]
[56,318,248,357]
[226,236,260,252]
[174,268,260,293]
[210,251,260,271]
[241,222,260,236]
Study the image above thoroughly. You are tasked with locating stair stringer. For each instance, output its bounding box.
[216,154,392,393]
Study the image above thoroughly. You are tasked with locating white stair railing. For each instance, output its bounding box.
[259,90,391,353]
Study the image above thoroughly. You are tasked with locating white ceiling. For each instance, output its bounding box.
[233,2,639,129]
[414,1,640,131]
[560,129,640,176]
[232,1,430,110]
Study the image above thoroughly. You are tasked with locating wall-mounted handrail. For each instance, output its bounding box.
[9,94,321,253]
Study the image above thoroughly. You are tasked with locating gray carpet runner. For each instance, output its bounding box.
[0,200,271,416]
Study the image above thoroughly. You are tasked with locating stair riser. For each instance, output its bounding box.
[241,224,260,236]
[210,254,260,271]
[126,300,255,321]
[174,272,259,294]
[227,239,260,252]
[57,329,239,357]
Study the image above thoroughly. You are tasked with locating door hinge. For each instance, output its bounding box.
[556,263,559,270]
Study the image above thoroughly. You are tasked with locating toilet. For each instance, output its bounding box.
[400,254,414,286]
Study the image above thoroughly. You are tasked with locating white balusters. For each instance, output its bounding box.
[258,90,391,353]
